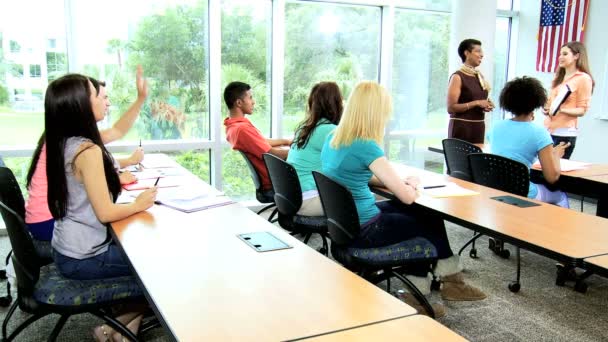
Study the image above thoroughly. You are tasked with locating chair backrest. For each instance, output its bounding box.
[442,138,482,181]
[0,167,40,295]
[468,153,530,197]
[0,166,25,219]
[238,150,262,191]
[312,171,359,245]
[263,154,302,216]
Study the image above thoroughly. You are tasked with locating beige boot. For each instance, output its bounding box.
[399,293,446,318]
[440,272,487,301]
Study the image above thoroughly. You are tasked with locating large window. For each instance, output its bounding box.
[389,9,450,168]
[221,0,272,199]
[69,0,210,143]
[492,16,511,121]
[283,2,382,136]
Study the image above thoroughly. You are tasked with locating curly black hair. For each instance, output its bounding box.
[499,76,547,116]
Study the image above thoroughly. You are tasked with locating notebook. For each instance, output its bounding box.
[549,84,571,116]
[153,187,233,213]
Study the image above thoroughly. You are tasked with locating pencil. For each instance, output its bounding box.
[154,177,160,187]
[423,185,446,189]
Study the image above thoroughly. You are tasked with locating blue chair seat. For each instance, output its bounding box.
[333,237,438,268]
[292,215,327,229]
[34,264,143,306]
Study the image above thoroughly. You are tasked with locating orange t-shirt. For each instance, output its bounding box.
[544,71,593,133]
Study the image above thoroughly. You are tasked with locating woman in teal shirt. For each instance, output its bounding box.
[321,81,486,312]
[287,82,343,216]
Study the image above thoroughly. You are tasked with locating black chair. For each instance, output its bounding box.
[312,171,439,317]
[238,151,277,221]
[442,138,484,259]
[262,154,328,255]
[0,166,52,308]
[0,167,154,341]
[468,153,530,293]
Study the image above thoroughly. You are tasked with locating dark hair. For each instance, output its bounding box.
[223,81,251,109]
[26,77,105,190]
[499,76,547,116]
[458,39,482,63]
[45,74,120,219]
[294,82,343,149]
[552,41,595,90]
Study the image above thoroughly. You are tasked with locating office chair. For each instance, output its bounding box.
[468,153,529,293]
[0,167,52,308]
[313,171,439,317]
[0,167,156,341]
[238,151,277,221]
[442,138,485,259]
[263,154,328,255]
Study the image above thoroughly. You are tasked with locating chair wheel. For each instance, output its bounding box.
[574,281,588,293]
[469,248,478,259]
[499,249,510,259]
[508,282,520,293]
[431,279,441,291]
[318,247,327,255]
[0,295,12,307]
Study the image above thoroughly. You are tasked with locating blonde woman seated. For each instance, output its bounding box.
[320,81,486,316]
[287,82,343,216]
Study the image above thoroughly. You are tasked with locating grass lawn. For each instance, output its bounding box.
[0,107,44,145]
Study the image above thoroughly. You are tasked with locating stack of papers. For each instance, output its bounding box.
[154,187,233,213]
[532,159,591,172]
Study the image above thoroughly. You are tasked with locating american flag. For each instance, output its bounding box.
[536,0,590,73]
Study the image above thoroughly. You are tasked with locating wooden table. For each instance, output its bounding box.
[375,164,608,265]
[294,315,467,341]
[428,144,608,218]
[582,254,608,278]
[111,159,417,341]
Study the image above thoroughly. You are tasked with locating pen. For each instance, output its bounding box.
[423,185,446,189]
[139,139,142,147]
[154,177,160,187]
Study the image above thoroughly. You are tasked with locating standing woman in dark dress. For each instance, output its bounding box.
[446,39,494,144]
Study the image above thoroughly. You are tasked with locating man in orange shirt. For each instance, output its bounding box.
[223,81,291,194]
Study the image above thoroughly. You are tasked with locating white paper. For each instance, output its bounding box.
[532,159,591,172]
[421,182,479,198]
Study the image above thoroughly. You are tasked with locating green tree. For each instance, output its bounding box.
[106,39,127,69]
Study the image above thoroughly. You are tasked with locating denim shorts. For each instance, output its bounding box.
[53,243,133,280]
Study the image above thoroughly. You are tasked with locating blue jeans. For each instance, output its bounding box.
[53,243,133,280]
[354,200,454,260]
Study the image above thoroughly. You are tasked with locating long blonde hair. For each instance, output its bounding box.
[331,81,392,148]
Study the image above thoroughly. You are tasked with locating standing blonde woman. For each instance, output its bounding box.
[447,39,494,143]
[320,81,486,317]
[543,41,594,159]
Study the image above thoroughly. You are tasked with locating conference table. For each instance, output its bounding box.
[296,315,467,341]
[374,163,608,271]
[110,155,422,341]
[582,254,608,278]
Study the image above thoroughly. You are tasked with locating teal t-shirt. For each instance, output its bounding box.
[287,119,336,192]
[488,119,553,198]
[321,135,385,225]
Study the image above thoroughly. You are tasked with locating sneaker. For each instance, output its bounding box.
[395,291,446,318]
[440,272,487,301]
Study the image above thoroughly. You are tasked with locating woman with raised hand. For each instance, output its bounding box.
[543,41,594,159]
[321,81,486,318]
[44,74,156,341]
[447,38,494,143]
[287,82,343,216]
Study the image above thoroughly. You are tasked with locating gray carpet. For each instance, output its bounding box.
[0,199,606,341]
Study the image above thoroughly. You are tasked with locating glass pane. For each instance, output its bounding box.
[390,9,450,172]
[69,0,210,142]
[396,0,451,11]
[492,17,510,122]
[222,146,255,201]
[1,156,32,195]
[169,150,210,183]
[283,2,381,137]
[497,0,513,11]
[0,0,66,147]
[221,0,272,138]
